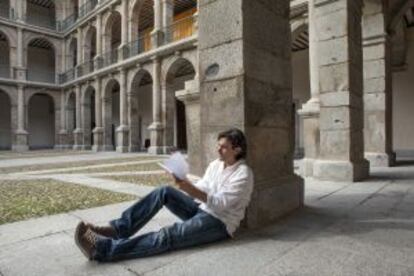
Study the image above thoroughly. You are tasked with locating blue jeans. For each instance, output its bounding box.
[94,186,230,262]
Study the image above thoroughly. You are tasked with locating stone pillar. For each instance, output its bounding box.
[362,0,395,167]
[14,27,26,80]
[151,0,164,48]
[118,0,129,60]
[116,68,130,152]
[312,0,369,181]
[297,0,320,177]
[148,57,164,154]
[58,90,70,149]
[94,13,103,69]
[161,82,175,153]
[176,80,202,175]
[12,85,29,152]
[128,90,140,152]
[198,0,304,228]
[73,85,83,150]
[93,77,104,151]
[81,88,92,150]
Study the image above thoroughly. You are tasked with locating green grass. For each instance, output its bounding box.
[99,173,175,187]
[0,156,164,174]
[0,179,136,225]
[64,162,163,174]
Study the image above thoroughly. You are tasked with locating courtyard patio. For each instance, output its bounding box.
[0,151,413,275]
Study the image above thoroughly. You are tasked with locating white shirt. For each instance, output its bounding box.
[193,159,254,237]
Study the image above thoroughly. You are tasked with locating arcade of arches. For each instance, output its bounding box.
[1,0,414,228]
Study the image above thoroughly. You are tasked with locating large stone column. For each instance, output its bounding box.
[176,79,202,175]
[73,85,83,150]
[93,77,104,151]
[148,57,164,154]
[12,85,28,152]
[297,0,320,177]
[151,0,164,47]
[312,0,369,181]
[362,0,395,167]
[198,0,304,228]
[116,69,130,153]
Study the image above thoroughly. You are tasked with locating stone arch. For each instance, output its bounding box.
[28,93,55,149]
[26,0,56,29]
[129,69,153,151]
[130,0,154,43]
[163,57,196,151]
[102,79,121,150]
[103,10,122,62]
[0,89,12,150]
[0,30,11,78]
[26,37,56,83]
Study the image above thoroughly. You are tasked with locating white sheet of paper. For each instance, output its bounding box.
[158,152,189,180]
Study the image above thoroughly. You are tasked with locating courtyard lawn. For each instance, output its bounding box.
[99,173,175,187]
[64,162,163,174]
[0,179,136,225]
[0,156,164,174]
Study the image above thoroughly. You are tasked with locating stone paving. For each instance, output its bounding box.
[0,153,413,276]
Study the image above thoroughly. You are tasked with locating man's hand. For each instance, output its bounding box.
[167,173,207,203]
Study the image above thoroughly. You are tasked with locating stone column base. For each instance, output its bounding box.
[148,146,165,155]
[148,122,164,155]
[12,130,29,152]
[116,125,130,153]
[129,145,141,152]
[92,127,104,152]
[245,174,304,228]
[313,159,370,182]
[102,145,115,151]
[73,128,84,150]
[55,130,71,149]
[365,152,396,167]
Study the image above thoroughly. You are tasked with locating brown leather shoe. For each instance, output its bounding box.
[85,223,118,239]
[76,228,102,260]
[74,221,87,253]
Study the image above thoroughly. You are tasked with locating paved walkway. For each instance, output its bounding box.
[0,156,414,275]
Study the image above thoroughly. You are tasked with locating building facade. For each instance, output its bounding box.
[1,0,414,227]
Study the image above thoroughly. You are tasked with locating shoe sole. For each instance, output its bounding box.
[74,222,92,260]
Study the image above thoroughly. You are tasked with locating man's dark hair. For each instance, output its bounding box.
[217,128,247,160]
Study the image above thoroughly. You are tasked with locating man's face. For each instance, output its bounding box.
[217,137,239,162]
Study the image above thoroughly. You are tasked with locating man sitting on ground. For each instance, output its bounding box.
[74,128,254,262]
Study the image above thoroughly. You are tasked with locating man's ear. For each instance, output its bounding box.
[234,146,241,154]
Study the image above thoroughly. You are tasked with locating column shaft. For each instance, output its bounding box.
[12,85,28,152]
[198,0,303,228]
[312,0,369,181]
[116,69,130,152]
[362,0,395,167]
